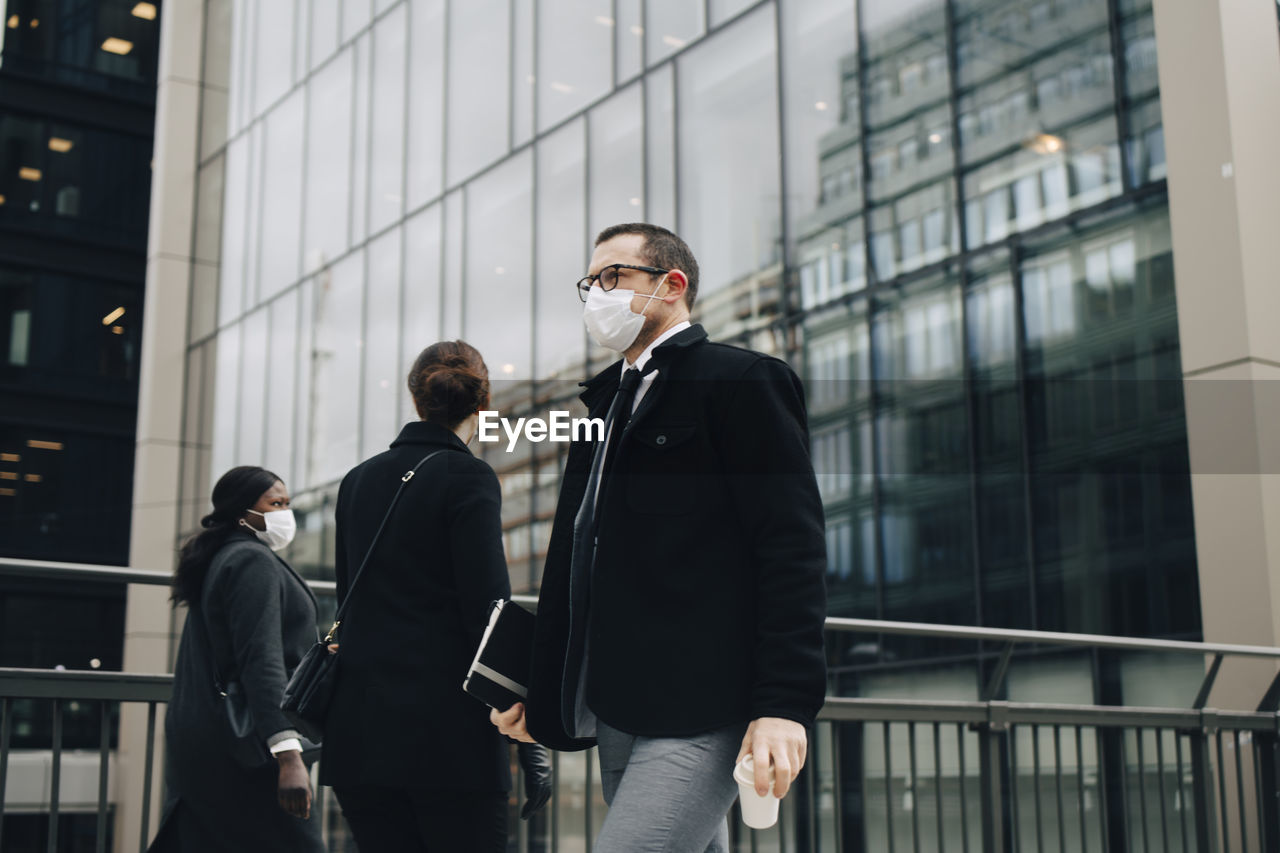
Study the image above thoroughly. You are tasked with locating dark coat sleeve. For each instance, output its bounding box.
[447,456,513,650]
[209,546,298,741]
[719,356,828,726]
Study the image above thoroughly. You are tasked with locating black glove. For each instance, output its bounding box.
[516,742,552,820]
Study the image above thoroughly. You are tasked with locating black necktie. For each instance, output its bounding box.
[561,366,646,735]
[596,368,643,498]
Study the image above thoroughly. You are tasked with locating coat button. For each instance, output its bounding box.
[656,435,667,445]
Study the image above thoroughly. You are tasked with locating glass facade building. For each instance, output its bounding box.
[164,0,1215,847]
[0,0,160,564]
[0,1,162,848]
[183,0,1196,627]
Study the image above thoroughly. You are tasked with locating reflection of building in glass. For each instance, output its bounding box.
[125,0,1280,848]
[794,0,1196,845]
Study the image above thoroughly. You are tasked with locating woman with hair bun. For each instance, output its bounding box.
[150,466,323,852]
[320,340,549,851]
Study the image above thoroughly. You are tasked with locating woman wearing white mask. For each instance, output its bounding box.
[150,466,323,853]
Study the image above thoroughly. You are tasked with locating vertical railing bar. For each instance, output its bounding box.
[97,700,111,853]
[1118,730,1134,853]
[1155,729,1170,853]
[935,723,946,853]
[832,722,846,853]
[1174,733,1189,853]
[1250,729,1267,853]
[885,721,896,853]
[773,768,783,850]
[1232,731,1248,853]
[48,699,62,853]
[0,696,11,853]
[958,723,971,853]
[516,752,527,852]
[1033,723,1044,853]
[1054,725,1067,853]
[585,746,594,853]
[751,821,761,853]
[551,749,560,853]
[1008,725,1021,851]
[1136,728,1150,853]
[1216,731,1230,853]
[807,722,822,853]
[139,702,158,853]
[1076,725,1088,853]
[1096,726,1112,853]
[910,721,921,853]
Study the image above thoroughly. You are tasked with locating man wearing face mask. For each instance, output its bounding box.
[492,223,827,851]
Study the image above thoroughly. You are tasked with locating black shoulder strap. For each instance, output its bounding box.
[326,448,449,641]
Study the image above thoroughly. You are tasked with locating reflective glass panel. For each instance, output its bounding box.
[446,0,511,184]
[363,227,402,456]
[253,0,295,113]
[644,64,676,229]
[588,84,644,235]
[310,249,364,486]
[538,0,614,132]
[512,0,535,145]
[406,0,446,209]
[465,151,533,380]
[676,5,780,299]
[302,47,353,273]
[616,0,643,82]
[645,0,704,64]
[219,133,250,323]
[401,204,443,422]
[536,120,587,380]
[240,306,270,466]
[782,0,859,261]
[1122,12,1164,186]
[1022,204,1195,635]
[265,290,300,485]
[259,90,305,299]
[369,4,407,234]
[309,0,341,70]
[872,275,973,626]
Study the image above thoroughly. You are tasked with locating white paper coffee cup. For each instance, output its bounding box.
[733,755,780,829]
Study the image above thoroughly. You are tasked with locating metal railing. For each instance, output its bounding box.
[3,557,1279,852]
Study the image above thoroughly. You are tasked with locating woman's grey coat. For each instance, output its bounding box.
[151,532,323,852]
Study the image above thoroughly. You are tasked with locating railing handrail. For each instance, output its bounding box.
[824,615,1280,659]
[0,667,173,701]
[6,556,1280,660]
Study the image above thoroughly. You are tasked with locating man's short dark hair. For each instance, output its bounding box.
[595,223,700,310]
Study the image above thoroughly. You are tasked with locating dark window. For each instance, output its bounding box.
[0,114,153,246]
[0,0,161,100]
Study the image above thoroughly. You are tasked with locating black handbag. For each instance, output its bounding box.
[281,450,447,741]
[217,678,271,769]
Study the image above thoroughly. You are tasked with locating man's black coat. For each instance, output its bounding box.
[318,422,513,791]
[526,324,828,751]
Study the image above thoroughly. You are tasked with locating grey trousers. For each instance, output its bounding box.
[595,720,748,853]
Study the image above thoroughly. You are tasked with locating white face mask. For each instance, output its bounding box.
[582,282,666,352]
[242,508,297,551]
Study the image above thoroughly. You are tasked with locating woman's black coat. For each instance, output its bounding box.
[153,532,323,852]
[318,421,513,792]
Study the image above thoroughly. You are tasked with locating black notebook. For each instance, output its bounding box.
[463,599,536,711]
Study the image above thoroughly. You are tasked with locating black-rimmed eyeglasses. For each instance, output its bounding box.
[576,263,670,302]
